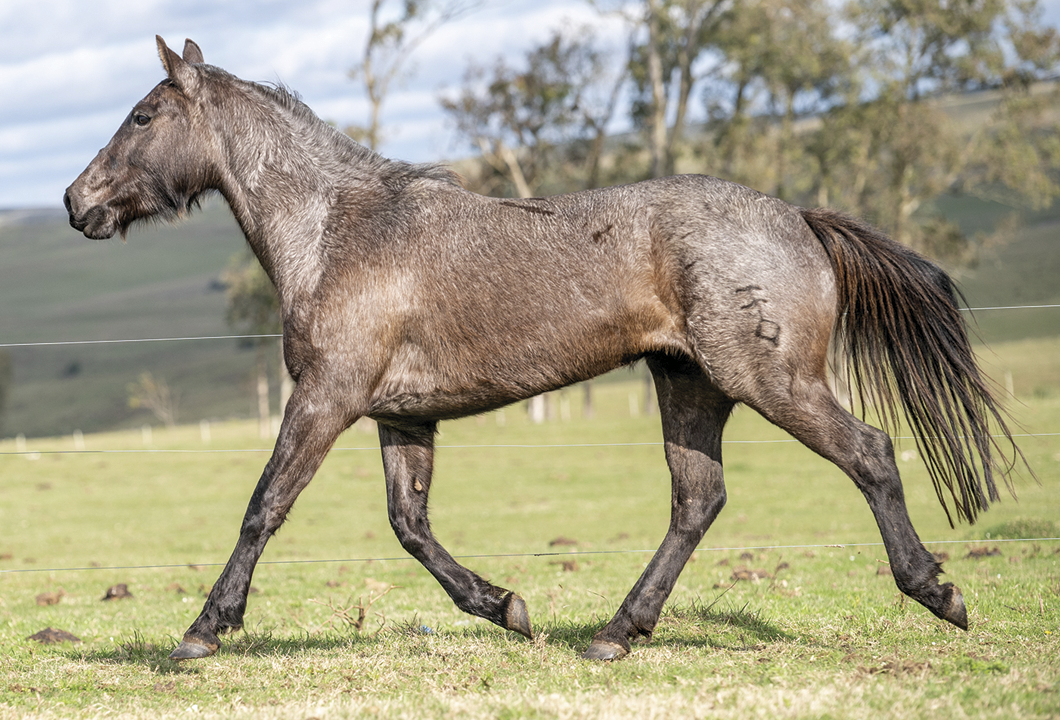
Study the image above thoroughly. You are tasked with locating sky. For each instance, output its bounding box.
[0,0,626,210]
[4,0,1060,210]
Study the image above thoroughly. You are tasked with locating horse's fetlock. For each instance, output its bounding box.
[220,600,247,623]
[627,610,659,639]
[632,629,653,645]
[893,567,945,608]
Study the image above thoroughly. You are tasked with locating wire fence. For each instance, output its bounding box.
[3,537,1057,577]
[3,432,1060,457]
[2,300,1059,452]
[0,302,1056,580]
[3,303,1058,350]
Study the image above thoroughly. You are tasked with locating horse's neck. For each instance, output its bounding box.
[222,176,327,304]
[215,96,352,306]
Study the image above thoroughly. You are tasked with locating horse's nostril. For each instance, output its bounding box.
[63,190,73,213]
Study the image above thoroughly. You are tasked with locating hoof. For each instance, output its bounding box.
[942,584,968,630]
[581,639,629,662]
[504,593,533,639]
[169,636,218,661]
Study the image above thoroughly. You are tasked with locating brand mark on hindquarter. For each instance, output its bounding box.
[735,285,780,345]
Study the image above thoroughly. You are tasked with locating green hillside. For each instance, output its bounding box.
[1,190,1058,439]
[933,194,1060,342]
[0,201,259,438]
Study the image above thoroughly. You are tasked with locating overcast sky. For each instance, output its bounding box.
[0,0,627,209]
[4,1,1060,210]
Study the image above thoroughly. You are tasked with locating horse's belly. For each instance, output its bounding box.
[366,306,684,421]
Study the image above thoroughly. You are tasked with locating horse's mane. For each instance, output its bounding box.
[233,74,460,189]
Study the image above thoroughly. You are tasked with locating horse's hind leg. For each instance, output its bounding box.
[378,422,533,638]
[748,378,968,630]
[584,355,734,661]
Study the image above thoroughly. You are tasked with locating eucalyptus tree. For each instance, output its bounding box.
[840,0,1060,260]
[441,28,625,198]
[347,0,481,150]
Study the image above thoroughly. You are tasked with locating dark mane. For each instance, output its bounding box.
[257,80,303,108]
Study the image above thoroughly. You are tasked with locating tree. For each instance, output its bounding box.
[840,0,1060,260]
[441,27,626,197]
[709,0,852,199]
[347,0,481,150]
[222,252,289,438]
[128,372,178,429]
[701,0,1060,264]
[626,0,733,178]
[960,0,1060,210]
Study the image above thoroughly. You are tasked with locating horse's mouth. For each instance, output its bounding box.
[64,194,118,240]
[69,213,117,240]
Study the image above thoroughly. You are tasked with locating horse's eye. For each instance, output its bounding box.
[134,113,151,127]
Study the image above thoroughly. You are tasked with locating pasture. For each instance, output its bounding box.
[1,364,1058,719]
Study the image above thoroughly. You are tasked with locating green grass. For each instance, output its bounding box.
[1,380,1058,718]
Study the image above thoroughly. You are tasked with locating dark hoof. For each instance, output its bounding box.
[942,584,968,630]
[169,637,218,660]
[504,593,533,639]
[581,639,629,661]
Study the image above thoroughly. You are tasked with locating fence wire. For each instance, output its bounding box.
[1,303,1056,579]
[3,431,1059,457]
[2,536,1057,577]
[1,303,1058,349]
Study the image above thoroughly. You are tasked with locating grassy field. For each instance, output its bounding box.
[2,192,1059,717]
[1,374,1058,719]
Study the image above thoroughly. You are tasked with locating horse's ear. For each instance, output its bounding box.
[156,35,198,90]
[182,39,204,65]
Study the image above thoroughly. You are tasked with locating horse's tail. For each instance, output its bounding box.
[799,207,1023,526]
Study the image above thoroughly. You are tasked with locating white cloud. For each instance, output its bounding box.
[0,0,619,208]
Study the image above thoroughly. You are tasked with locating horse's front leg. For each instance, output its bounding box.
[379,421,532,638]
[170,383,350,660]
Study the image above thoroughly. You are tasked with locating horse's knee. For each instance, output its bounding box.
[393,531,428,558]
[239,504,290,541]
[388,511,430,557]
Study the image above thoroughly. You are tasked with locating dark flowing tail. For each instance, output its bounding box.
[800,207,1024,526]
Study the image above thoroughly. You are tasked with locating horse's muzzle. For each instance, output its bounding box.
[64,188,117,240]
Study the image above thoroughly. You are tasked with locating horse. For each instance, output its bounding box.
[65,37,1022,662]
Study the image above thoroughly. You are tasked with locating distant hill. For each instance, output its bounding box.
[0,199,263,438]
[930,193,1060,342]
[1,186,1058,439]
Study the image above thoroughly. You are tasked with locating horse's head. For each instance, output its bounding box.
[65,37,214,239]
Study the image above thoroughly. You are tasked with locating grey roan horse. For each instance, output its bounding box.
[66,38,1022,662]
